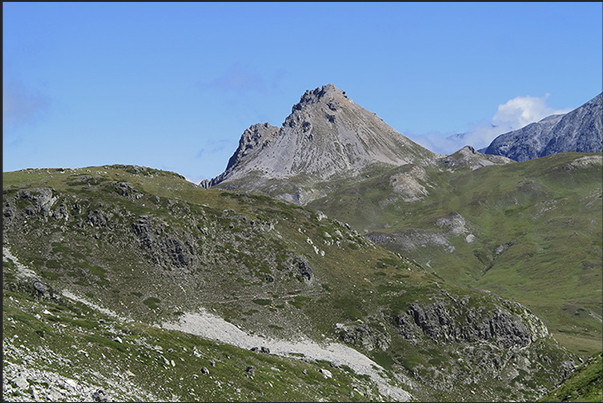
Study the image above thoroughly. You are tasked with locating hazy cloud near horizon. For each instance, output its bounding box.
[407,94,572,155]
[200,64,266,94]
[2,79,50,136]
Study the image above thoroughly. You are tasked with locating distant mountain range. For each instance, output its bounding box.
[482,93,602,161]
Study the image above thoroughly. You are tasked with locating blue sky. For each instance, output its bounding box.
[4,2,602,183]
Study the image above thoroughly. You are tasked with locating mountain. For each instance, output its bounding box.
[3,165,577,402]
[201,84,601,361]
[205,84,438,204]
[483,93,603,161]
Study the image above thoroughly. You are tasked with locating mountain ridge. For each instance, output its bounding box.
[483,92,602,161]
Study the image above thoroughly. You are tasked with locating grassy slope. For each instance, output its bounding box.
[308,152,603,357]
[539,353,602,402]
[2,164,577,402]
[2,284,380,402]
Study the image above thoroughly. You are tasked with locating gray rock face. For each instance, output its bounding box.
[115,182,143,200]
[484,93,602,161]
[209,84,436,191]
[211,123,281,185]
[397,302,532,348]
[16,188,58,219]
[337,322,391,351]
[131,215,198,271]
[33,281,48,297]
[296,257,313,281]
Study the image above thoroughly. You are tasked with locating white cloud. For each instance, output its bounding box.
[491,94,570,132]
[406,94,572,155]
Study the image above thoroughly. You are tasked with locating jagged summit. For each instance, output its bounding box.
[206,84,437,198]
[223,122,280,173]
[294,83,349,108]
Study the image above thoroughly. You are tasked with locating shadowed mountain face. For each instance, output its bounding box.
[206,84,438,204]
[483,93,602,161]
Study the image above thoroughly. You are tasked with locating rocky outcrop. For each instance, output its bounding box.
[9,188,59,220]
[484,93,602,161]
[293,256,313,282]
[393,293,549,349]
[115,182,143,200]
[439,145,514,170]
[336,322,391,351]
[397,302,532,348]
[131,215,198,271]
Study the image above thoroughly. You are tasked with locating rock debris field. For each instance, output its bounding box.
[161,310,412,401]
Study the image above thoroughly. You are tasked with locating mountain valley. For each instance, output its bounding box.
[3,84,602,402]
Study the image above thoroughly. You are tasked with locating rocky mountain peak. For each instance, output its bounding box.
[209,84,437,197]
[439,145,514,171]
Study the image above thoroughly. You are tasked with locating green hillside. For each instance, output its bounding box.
[539,353,602,402]
[3,164,578,401]
[308,152,603,358]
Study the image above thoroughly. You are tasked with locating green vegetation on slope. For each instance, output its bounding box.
[2,164,581,402]
[539,353,602,402]
[308,153,603,357]
[3,280,379,402]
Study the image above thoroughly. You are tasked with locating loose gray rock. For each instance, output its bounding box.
[13,375,29,389]
[33,281,48,296]
[91,388,109,402]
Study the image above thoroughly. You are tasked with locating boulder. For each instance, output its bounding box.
[91,389,109,402]
[33,281,48,296]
